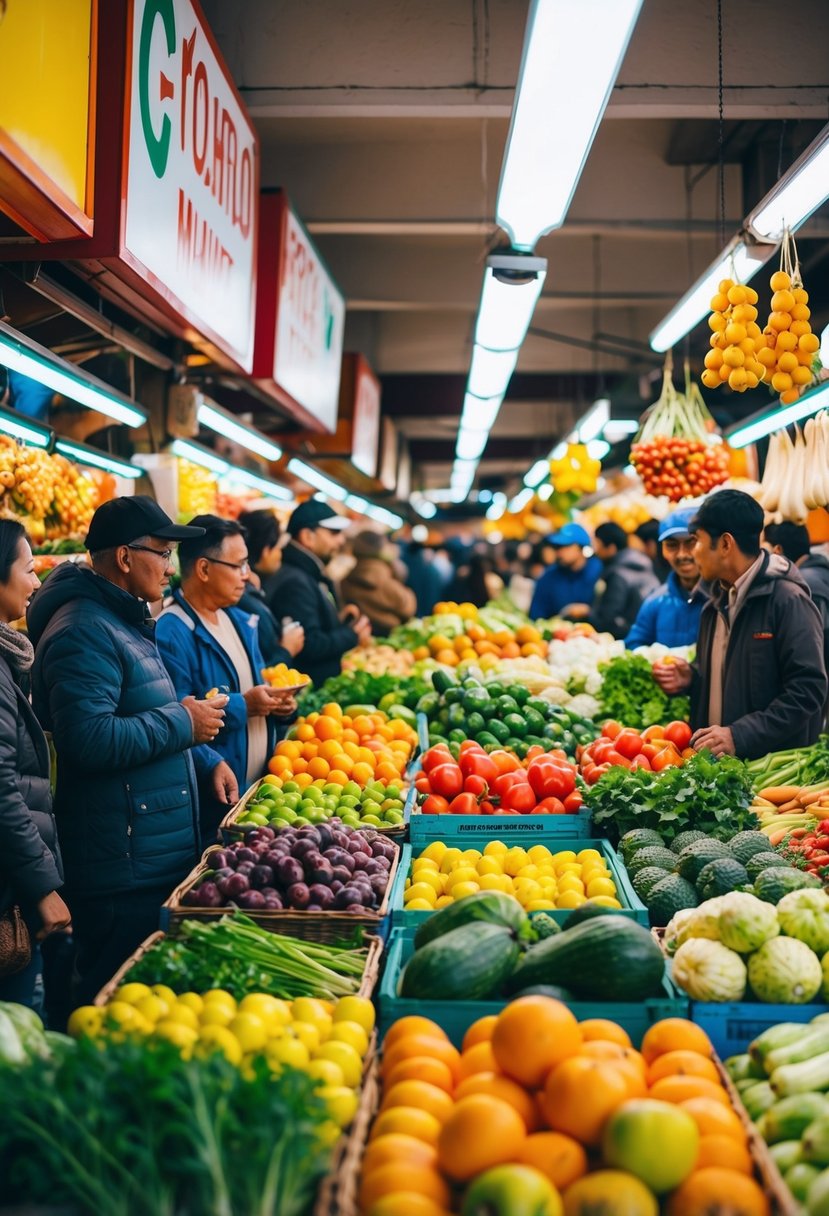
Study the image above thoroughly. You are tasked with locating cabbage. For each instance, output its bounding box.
[672,938,747,1002]
[748,937,823,1004]
[719,892,781,954]
[778,889,829,957]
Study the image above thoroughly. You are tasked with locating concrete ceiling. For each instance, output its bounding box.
[201,0,829,497]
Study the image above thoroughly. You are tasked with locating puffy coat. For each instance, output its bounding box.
[0,654,62,917]
[589,550,661,638]
[27,564,200,898]
[340,556,416,636]
[625,573,709,650]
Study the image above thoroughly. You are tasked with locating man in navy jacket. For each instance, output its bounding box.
[625,508,709,649]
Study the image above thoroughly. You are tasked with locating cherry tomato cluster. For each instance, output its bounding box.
[578,720,694,785]
[629,435,729,502]
[415,741,583,816]
[779,821,829,878]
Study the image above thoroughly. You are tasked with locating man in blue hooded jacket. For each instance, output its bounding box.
[625,507,710,650]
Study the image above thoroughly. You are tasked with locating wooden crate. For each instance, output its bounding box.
[715,1057,798,1216]
[218,777,411,841]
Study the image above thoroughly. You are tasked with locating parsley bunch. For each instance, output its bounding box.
[596,653,689,729]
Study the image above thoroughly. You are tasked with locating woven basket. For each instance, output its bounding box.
[324,1056,381,1216]
[715,1056,798,1216]
[218,776,410,842]
[93,931,165,1006]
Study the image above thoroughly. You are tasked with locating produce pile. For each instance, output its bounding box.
[298,669,429,718]
[578,718,693,785]
[262,661,309,689]
[757,414,829,522]
[0,436,101,542]
[596,652,691,729]
[342,642,416,676]
[359,1002,769,1215]
[414,741,584,819]
[234,776,408,831]
[267,704,417,788]
[177,455,217,517]
[411,621,549,670]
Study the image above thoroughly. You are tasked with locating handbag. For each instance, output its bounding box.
[0,905,32,977]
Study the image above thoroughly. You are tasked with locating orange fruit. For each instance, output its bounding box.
[492,997,582,1089]
[437,1094,527,1182]
[384,1018,448,1048]
[362,1134,438,1174]
[369,1106,442,1146]
[351,762,374,786]
[581,1042,647,1076]
[579,1019,632,1048]
[358,1163,451,1212]
[647,1050,720,1087]
[295,723,316,742]
[314,717,341,742]
[694,1134,753,1174]
[326,769,349,786]
[648,1075,730,1107]
[640,1019,713,1065]
[458,1040,498,1079]
[679,1097,747,1144]
[380,1080,454,1124]
[365,1196,451,1216]
[381,1034,461,1083]
[541,1056,631,1146]
[321,702,343,720]
[518,1130,588,1190]
[462,1015,498,1052]
[606,1059,648,1100]
[454,1071,539,1132]
[306,757,330,781]
[665,1167,769,1216]
[384,1055,454,1095]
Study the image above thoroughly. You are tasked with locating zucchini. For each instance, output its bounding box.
[765,1025,829,1073]
[801,1115,829,1168]
[761,1093,829,1143]
[741,1080,777,1121]
[750,1022,808,1071]
[413,890,528,950]
[784,1162,820,1203]
[505,915,665,1002]
[399,922,519,1001]
[771,1050,829,1098]
[725,1053,766,1083]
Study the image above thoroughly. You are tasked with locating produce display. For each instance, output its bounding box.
[342,642,416,676]
[412,621,549,669]
[402,842,619,913]
[578,718,693,784]
[757,414,829,522]
[177,455,217,517]
[756,261,820,404]
[234,776,409,831]
[747,738,829,794]
[596,653,691,729]
[262,661,310,689]
[268,704,417,787]
[0,436,101,542]
[701,277,766,394]
[548,441,603,497]
[630,364,730,500]
[358,1004,769,1215]
[414,741,584,818]
[298,670,429,718]
[181,822,398,914]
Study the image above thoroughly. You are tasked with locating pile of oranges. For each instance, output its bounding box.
[358,1005,769,1216]
[267,704,417,789]
[414,624,547,668]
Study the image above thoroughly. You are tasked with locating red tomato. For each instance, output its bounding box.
[583,763,609,785]
[641,725,666,742]
[681,747,696,760]
[614,729,644,760]
[604,750,632,769]
[581,761,597,783]
[489,749,521,776]
[459,750,498,783]
[563,791,584,812]
[527,756,576,799]
[448,792,480,815]
[630,754,652,771]
[590,739,616,764]
[463,774,489,800]
[642,742,669,762]
[602,720,623,739]
[420,794,450,814]
[428,763,464,800]
[422,746,453,773]
[501,783,538,814]
[415,776,432,795]
[492,771,527,799]
[479,800,497,815]
[651,749,681,771]
[663,721,693,750]
[533,797,566,815]
[458,740,485,756]
[524,745,546,763]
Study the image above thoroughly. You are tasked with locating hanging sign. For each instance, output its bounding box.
[351,356,380,478]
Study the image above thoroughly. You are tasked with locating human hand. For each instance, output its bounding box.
[340,603,361,623]
[651,657,693,694]
[562,603,590,620]
[183,694,227,743]
[243,685,285,718]
[282,621,305,657]
[267,691,298,717]
[691,725,735,756]
[209,760,239,806]
[353,614,372,645]
[36,891,72,940]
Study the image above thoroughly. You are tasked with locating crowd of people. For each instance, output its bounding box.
[2,486,829,1019]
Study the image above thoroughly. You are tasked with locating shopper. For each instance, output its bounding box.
[403,542,445,617]
[236,509,305,667]
[265,500,371,687]
[653,490,827,759]
[564,522,660,637]
[28,496,229,1005]
[625,508,709,649]
[340,531,416,636]
[765,521,829,669]
[529,524,602,619]
[445,552,504,608]
[0,521,69,1007]
[157,516,297,838]
[634,518,671,582]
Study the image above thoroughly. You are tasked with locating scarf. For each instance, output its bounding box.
[0,622,34,673]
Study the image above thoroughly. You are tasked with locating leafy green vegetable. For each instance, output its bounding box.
[0,1037,333,1216]
[596,653,689,728]
[746,736,829,790]
[589,749,757,844]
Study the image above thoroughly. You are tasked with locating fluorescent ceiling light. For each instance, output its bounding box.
[0,320,147,428]
[286,457,348,502]
[649,238,772,353]
[524,458,550,488]
[550,440,569,461]
[467,346,519,400]
[225,467,294,502]
[821,322,829,368]
[747,124,829,242]
[55,437,142,479]
[170,438,229,476]
[415,500,437,519]
[509,487,534,513]
[372,506,405,530]
[345,494,369,514]
[486,493,507,520]
[496,0,644,250]
[586,438,611,460]
[603,419,639,443]
[456,428,489,461]
[474,254,547,351]
[461,393,502,432]
[577,398,610,443]
[727,381,829,449]
[447,487,468,503]
[0,404,52,447]
[537,483,554,500]
[198,400,282,462]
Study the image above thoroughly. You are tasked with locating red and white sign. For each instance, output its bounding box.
[122,0,258,371]
[351,357,380,479]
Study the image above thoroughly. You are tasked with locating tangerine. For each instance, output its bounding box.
[380,1034,461,1083]
[365,1196,451,1216]
[694,1134,753,1174]
[678,1097,747,1144]
[437,1094,526,1182]
[492,997,582,1089]
[362,1133,438,1174]
[462,1015,498,1052]
[383,1016,446,1047]
[518,1131,588,1190]
[379,1080,454,1124]
[454,1071,539,1131]
[541,1056,631,1146]
[665,1167,769,1216]
[648,1075,730,1107]
[640,1019,713,1064]
[579,1019,632,1048]
[458,1040,498,1079]
[368,1106,442,1146]
[358,1163,451,1212]
[647,1049,720,1087]
[384,1055,455,1095]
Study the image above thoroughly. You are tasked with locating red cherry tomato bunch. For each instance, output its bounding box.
[630,435,729,501]
[416,741,583,816]
[778,820,829,878]
[578,719,694,785]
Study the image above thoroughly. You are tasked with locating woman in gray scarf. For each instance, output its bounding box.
[0,520,69,1006]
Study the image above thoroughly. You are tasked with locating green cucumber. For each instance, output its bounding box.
[750,1022,808,1071]
[765,1025,829,1073]
[399,922,519,1001]
[761,1093,829,1143]
[802,1116,829,1168]
[785,1162,820,1203]
[772,1051,829,1098]
[741,1080,776,1121]
[725,1053,766,1083]
[768,1140,803,1172]
[412,890,528,950]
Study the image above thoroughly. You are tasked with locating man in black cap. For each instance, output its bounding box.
[264,500,372,688]
[28,496,232,1004]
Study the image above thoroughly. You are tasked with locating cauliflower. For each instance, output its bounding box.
[566,693,601,719]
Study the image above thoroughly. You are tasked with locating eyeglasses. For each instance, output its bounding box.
[127,543,173,562]
[204,556,250,574]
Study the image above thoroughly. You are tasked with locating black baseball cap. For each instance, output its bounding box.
[288,499,351,537]
[85,495,206,551]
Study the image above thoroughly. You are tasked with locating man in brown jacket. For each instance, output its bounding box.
[341,532,416,637]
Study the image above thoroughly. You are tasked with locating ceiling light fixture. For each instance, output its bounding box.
[345,494,370,514]
[286,457,348,502]
[170,438,230,476]
[603,418,640,443]
[727,381,829,449]
[496,0,644,250]
[0,403,53,448]
[586,438,611,460]
[577,398,611,443]
[467,346,519,400]
[455,428,490,461]
[509,487,534,513]
[55,437,143,479]
[0,320,148,428]
[197,399,282,462]
[460,393,503,432]
[524,458,550,488]
[474,253,547,350]
[225,467,294,502]
[367,504,405,530]
[747,123,829,242]
[486,493,508,520]
[415,500,437,519]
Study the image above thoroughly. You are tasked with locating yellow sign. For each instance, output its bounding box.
[0,0,93,212]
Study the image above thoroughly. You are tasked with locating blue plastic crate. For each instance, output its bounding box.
[690,1000,829,1058]
[389,836,648,928]
[378,926,688,1048]
[409,807,593,844]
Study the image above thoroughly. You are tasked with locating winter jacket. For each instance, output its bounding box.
[404,551,445,618]
[156,590,278,799]
[27,564,200,898]
[340,556,416,636]
[589,550,661,639]
[690,553,827,759]
[0,654,62,917]
[236,585,293,668]
[799,554,829,669]
[530,556,603,620]
[264,542,358,688]
[625,573,709,650]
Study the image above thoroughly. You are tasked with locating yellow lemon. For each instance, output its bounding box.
[516,864,540,881]
[154,1021,198,1056]
[586,877,617,899]
[328,1020,369,1056]
[104,1001,151,1034]
[448,881,480,900]
[405,898,435,910]
[150,984,178,1008]
[176,992,204,1016]
[196,1025,243,1064]
[133,994,169,1025]
[200,1004,235,1028]
[239,993,292,1032]
[228,1013,269,1054]
[333,996,376,1033]
[420,841,447,865]
[503,847,528,877]
[439,848,462,874]
[266,1036,310,1071]
[414,870,445,895]
[527,845,552,865]
[588,895,622,909]
[291,1021,322,1053]
[292,997,333,1035]
[558,874,585,894]
[412,857,439,874]
[114,982,151,1004]
[525,899,557,911]
[460,849,482,865]
[434,895,454,908]
[553,850,576,866]
[319,1085,359,1128]
[477,856,503,877]
[556,891,587,910]
[445,867,479,889]
[479,874,503,892]
[202,989,237,1012]
[164,1003,199,1031]
[404,883,437,906]
[483,840,508,857]
[315,1040,362,1087]
[67,1005,104,1038]
[306,1058,346,1087]
[577,848,602,864]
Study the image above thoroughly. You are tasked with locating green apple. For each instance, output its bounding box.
[462,1165,562,1216]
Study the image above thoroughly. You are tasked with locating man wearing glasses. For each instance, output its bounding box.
[28,496,229,1005]
[156,515,297,837]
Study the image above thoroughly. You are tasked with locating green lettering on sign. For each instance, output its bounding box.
[139,0,175,179]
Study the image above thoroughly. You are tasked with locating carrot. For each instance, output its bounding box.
[767,828,791,846]
[759,786,805,805]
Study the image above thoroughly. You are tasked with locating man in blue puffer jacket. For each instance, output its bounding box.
[625,507,710,650]
[28,497,231,1004]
